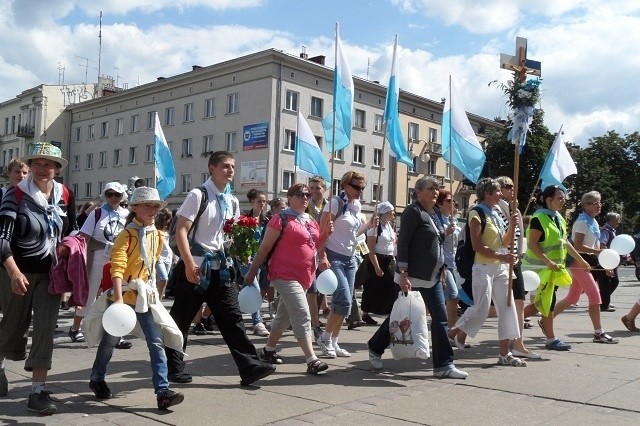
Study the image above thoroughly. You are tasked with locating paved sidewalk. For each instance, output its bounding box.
[1,267,640,425]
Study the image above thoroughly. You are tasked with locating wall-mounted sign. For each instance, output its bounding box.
[242,122,269,151]
[240,160,267,188]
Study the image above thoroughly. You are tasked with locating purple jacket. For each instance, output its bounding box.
[49,235,89,307]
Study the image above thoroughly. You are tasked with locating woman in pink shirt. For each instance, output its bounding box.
[244,183,331,374]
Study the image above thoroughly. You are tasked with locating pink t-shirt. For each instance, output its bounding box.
[266,213,320,289]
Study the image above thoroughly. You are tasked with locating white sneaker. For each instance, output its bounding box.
[433,366,468,379]
[368,350,383,370]
[316,336,336,358]
[253,323,270,337]
[333,343,351,357]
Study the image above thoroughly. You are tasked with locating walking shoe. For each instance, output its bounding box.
[545,338,571,351]
[0,368,8,397]
[240,363,276,386]
[260,347,284,364]
[168,372,193,383]
[68,327,86,343]
[192,323,206,335]
[115,338,132,349]
[368,350,383,370]
[60,301,70,310]
[347,321,363,330]
[306,359,329,374]
[27,390,57,415]
[157,389,184,410]
[361,314,378,325]
[433,366,468,379]
[253,322,270,337]
[316,336,336,358]
[333,343,351,357]
[593,332,618,344]
[601,306,616,312]
[201,315,216,332]
[89,380,113,399]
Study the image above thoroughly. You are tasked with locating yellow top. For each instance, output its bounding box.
[110,219,163,283]
[469,209,502,265]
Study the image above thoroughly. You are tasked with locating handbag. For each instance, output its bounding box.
[389,291,430,360]
[354,255,372,289]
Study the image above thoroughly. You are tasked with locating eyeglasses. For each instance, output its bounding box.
[349,182,365,192]
[105,192,122,198]
[294,192,311,199]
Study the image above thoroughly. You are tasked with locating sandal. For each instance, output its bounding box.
[306,359,328,375]
[545,338,571,351]
[498,352,527,367]
[621,315,639,332]
[537,319,547,337]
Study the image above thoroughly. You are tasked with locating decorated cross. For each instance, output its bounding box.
[500,37,541,83]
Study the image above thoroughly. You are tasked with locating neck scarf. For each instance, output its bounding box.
[127,219,157,280]
[578,211,601,240]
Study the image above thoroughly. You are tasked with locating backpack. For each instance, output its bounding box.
[258,211,290,267]
[168,186,207,256]
[454,206,486,280]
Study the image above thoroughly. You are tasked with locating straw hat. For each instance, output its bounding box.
[22,142,68,169]
[129,187,167,208]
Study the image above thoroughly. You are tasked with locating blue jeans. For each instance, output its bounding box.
[326,249,356,316]
[91,309,169,394]
[368,283,454,371]
[443,268,459,301]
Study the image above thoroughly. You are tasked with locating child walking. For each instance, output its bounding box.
[88,187,184,410]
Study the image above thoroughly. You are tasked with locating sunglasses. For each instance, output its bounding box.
[105,192,123,198]
[502,184,514,189]
[349,182,366,192]
[294,192,311,199]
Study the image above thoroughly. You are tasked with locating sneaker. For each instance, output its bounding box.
[260,347,284,364]
[306,359,329,374]
[89,380,113,399]
[362,314,378,325]
[115,338,132,349]
[593,332,618,344]
[193,323,206,335]
[68,327,86,343]
[316,336,336,358]
[60,301,70,310]
[157,389,184,410]
[240,363,276,386]
[434,366,468,379]
[368,350,383,370]
[168,372,193,383]
[0,369,8,397]
[333,343,351,357]
[253,322,270,337]
[545,338,572,351]
[27,390,57,415]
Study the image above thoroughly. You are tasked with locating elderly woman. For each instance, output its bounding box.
[317,171,376,358]
[368,176,467,379]
[447,178,525,367]
[552,191,618,344]
[244,183,330,374]
[0,142,76,415]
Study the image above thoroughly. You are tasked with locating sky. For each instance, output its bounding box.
[1,0,639,146]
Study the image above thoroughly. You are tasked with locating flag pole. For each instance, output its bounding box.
[154,112,159,189]
[448,75,454,211]
[327,22,339,230]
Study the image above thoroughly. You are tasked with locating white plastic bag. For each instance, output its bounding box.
[389,291,430,360]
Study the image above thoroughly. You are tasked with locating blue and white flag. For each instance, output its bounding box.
[322,24,353,153]
[539,126,576,191]
[384,35,413,167]
[442,79,486,183]
[296,111,330,183]
[154,112,176,199]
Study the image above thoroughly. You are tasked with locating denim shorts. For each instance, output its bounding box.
[326,249,356,316]
[156,260,172,281]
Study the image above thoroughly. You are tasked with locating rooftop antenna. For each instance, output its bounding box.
[114,65,120,87]
[57,60,65,85]
[97,11,103,97]
[366,57,370,80]
[75,55,96,84]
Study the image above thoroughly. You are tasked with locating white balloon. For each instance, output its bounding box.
[102,303,137,337]
[522,270,541,292]
[598,248,621,270]
[610,234,635,256]
[238,284,262,314]
[316,269,338,295]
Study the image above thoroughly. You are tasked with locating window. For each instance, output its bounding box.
[225,132,237,152]
[99,151,107,168]
[72,184,79,197]
[354,109,366,129]
[201,173,209,184]
[147,111,156,130]
[203,135,214,154]
[131,114,139,132]
[333,149,344,161]
[285,90,299,111]
[407,188,414,205]
[227,93,238,114]
[75,127,81,142]
[145,144,154,162]
[282,171,294,191]
[204,98,215,118]
[373,148,382,167]
[3,118,8,135]
[374,114,383,132]
[85,182,92,198]
[165,107,174,126]
[182,138,192,157]
[14,148,18,159]
[129,147,137,164]
[284,129,296,151]
[11,116,15,133]
[183,103,194,122]
[181,174,192,193]
[445,163,452,180]
[315,136,323,151]
[408,122,419,141]
[73,155,80,171]
[332,179,341,196]
[353,144,364,164]
[429,127,438,143]
[88,124,95,140]
[100,121,108,138]
[98,181,105,195]
[310,96,323,117]
[114,149,121,166]
[115,118,123,135]
[372,184,383,202]
[409,156,417,173]
[427,159,436,175]
[86,153,93,170]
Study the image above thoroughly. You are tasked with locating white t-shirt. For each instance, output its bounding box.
[366,221,396,255]
[79,205,128,245]
[323,196,363,256]
[572,219,600,249]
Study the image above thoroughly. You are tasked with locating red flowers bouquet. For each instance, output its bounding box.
[223,215,261,263]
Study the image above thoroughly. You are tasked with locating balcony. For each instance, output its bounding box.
[424,142,442,155]
[17,124,35,138]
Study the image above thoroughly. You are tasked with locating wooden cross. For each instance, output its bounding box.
[500,37,541,83]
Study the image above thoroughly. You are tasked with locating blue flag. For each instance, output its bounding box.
[296,111,330,182]
[154,112,176,199]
